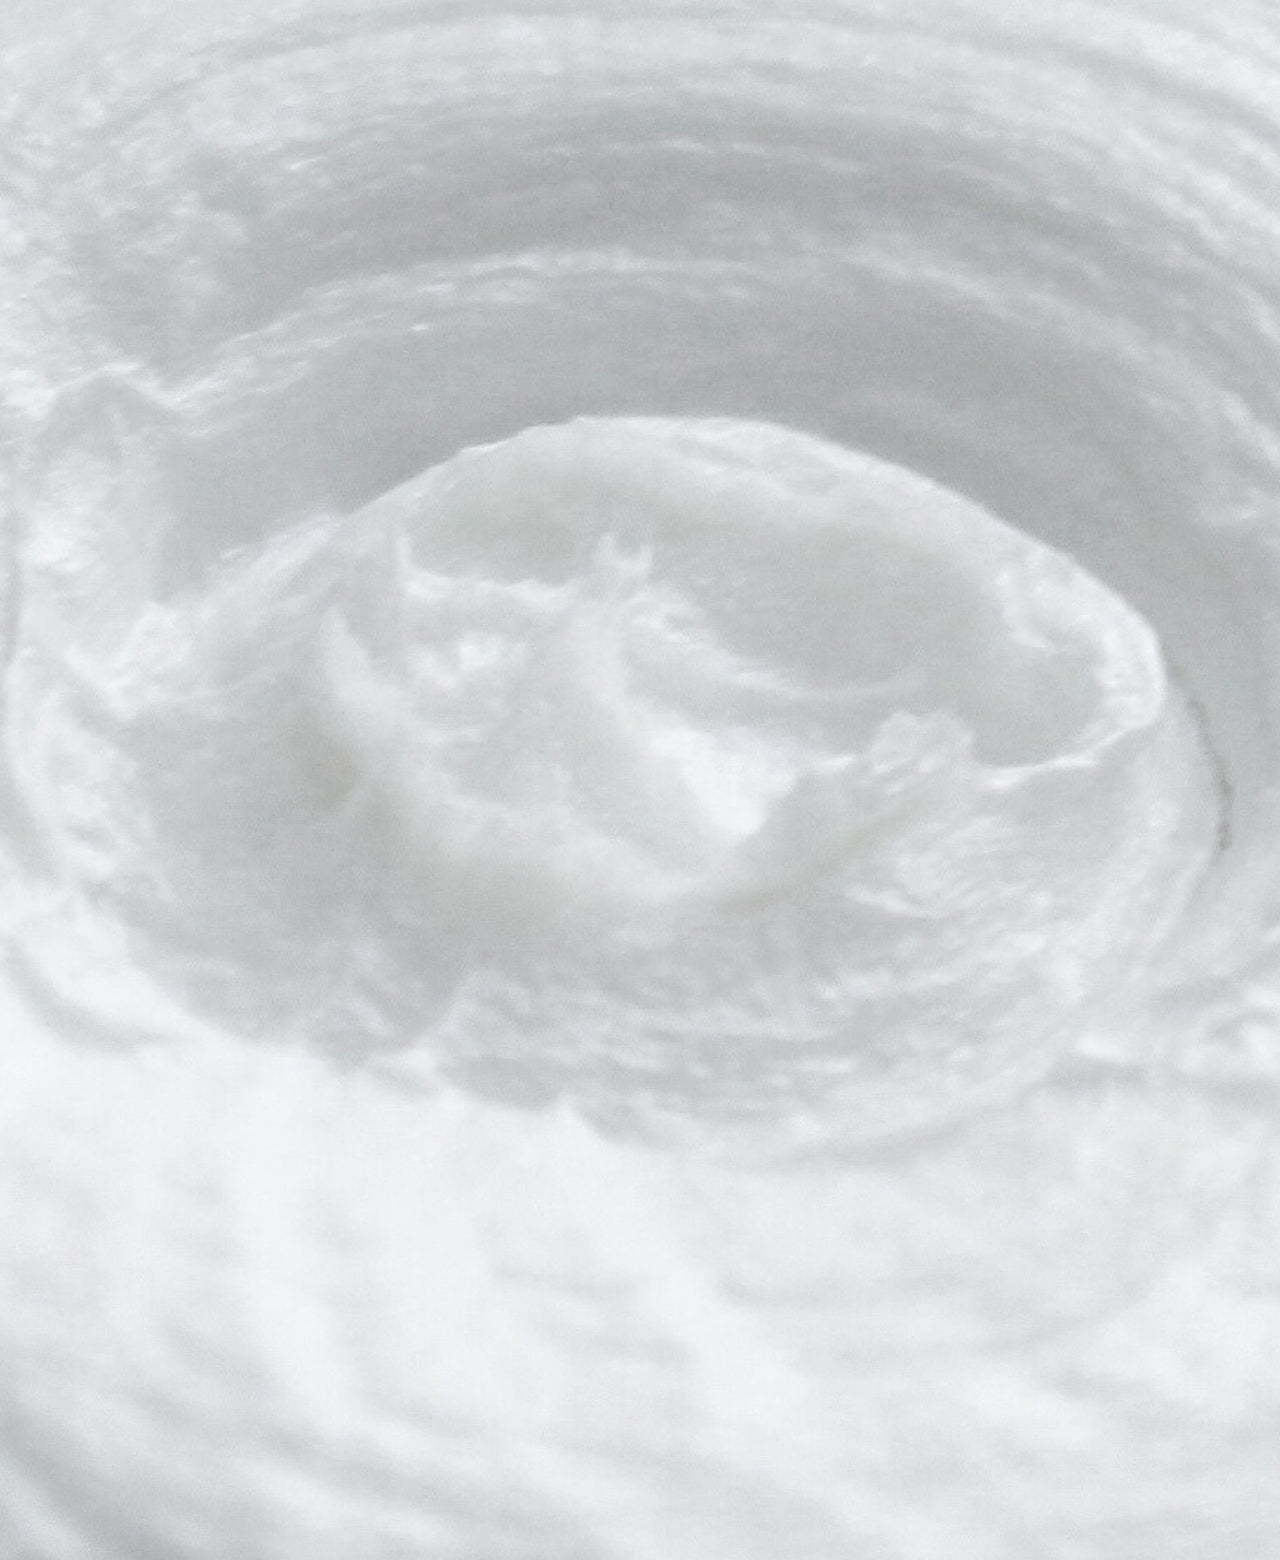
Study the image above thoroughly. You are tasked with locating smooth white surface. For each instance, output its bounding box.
[2,2,1280,1556]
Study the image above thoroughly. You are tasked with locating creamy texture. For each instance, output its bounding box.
[3,1,1280,1556]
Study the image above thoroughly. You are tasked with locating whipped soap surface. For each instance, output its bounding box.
[3,2,1280,1557]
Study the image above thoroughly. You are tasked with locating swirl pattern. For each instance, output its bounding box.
[3,1,1280,1556]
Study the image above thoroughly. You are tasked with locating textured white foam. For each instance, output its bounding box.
[1,1,1280,1556]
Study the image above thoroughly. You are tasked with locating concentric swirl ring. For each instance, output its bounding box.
[2,3,1280,1556]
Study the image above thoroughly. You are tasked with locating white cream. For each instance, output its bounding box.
[2,1,1280,1555]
